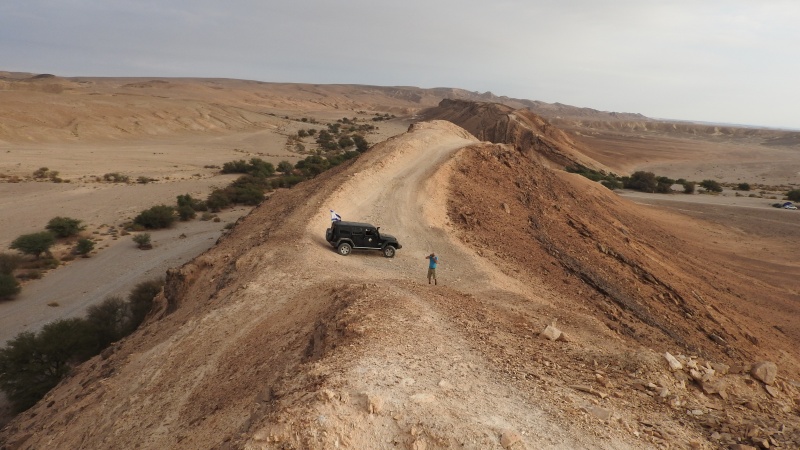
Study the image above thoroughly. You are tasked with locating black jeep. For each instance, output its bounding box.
[325,221,402,257]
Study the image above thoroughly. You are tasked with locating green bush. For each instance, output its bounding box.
[221,160,250,174]
[46,216,84,238]
[0,253,21,275]
[134,205,176,229]
[128,279,164,330]
[86,296,129,348]
[206,189,231,212]
[75,238,95,256]
[700,179,723,192]
[0,318,97,412]
[0,273,21,300]
[10,232,56,259]
[132,233,152,249]
[786,190,800,202]
[177,205,196,221]
[736,183,751,191]
[277,160,294,174]
[683,181,696,194]
[624,171,658,193]
[353,135,369,152]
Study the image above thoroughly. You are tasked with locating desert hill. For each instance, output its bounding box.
[2,96,800,450]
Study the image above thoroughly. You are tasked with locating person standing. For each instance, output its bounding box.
[426,253,438,285]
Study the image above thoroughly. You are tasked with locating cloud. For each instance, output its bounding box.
[1,0,799,128]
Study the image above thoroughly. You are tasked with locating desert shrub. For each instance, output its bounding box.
[295,155,331,177]
[86,296,130,348]
[277,160,294,174]
[601,179,623,190]
[134,205,175,229]
[10,232,56,259]
[221,158,275,177]
[736,183,751,191]
[75,238,95,256]
[274,175,307,188]
[128,278,164,330]
[338,135,354,149]
[227,184,265,205]
[248,158,275,177]
[683,181,696,194]
[132,233,151,249]
[177,205,196,221]
[297,129,308,137]
[0,318,97,412]
[137,176,155,184]
[200,212,215,221]
[221,160,250,174]
[206,189,231,212]
[624,171,658,193]
[786,190,800,202]
[45,216,84,238]
[103,172,130,183]
[700,179,723,192]
[0,253,21,274]
[353,134,369,152]
[32,167,50,179]
[0,274,21,300]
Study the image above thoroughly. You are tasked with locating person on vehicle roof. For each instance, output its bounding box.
[426,253,438,285]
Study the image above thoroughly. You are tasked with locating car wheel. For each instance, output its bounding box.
[337,243,352,256]
[383,245,396,258]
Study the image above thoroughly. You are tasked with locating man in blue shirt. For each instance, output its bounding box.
[426,253,438,285]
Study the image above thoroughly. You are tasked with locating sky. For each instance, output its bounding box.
[1,1,799,129]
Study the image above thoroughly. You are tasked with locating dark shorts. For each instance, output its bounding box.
[427,268,437,279]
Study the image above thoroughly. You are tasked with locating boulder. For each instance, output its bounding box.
[540,324,561,341]
[664,352,683,371]
[751,361,778,385]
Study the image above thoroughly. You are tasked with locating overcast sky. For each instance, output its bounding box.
[1,1,799,129]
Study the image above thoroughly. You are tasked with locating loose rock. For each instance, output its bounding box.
[751,361,778,385]
[664,352,683,371]
[500,430,522,449]
[540,324,561,341]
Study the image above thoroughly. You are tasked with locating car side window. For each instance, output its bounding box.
[340,229,351,236]
[352,227,363,235]
[365,228,374,236]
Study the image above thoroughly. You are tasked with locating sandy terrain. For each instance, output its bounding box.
[3,118,800,449]
[2,77,800,448]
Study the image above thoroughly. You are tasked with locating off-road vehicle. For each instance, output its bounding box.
[325,221,402,257]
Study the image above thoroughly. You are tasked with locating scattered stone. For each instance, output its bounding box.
[540,324,561,341]
[410,438,427,450]
[728,363,747,375]
[501,202,511,214]
[751,361,777,385]
[584,405,612,421]
[729,445,757,450]
[410,393,436,404]
[664,352,683,371]
[711,362,730,375]
[743,401,760,412]
[571,384,608,399]
[366,394,384,414]
[764,385,780,398]
[437,379,453,390]
[500,430,522,449]
[555,332,571,343]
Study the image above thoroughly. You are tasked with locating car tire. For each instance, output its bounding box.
[383,245,396,258]
[337,243,352,256]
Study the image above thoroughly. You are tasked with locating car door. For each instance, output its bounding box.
[364,227,379,248]
[350,226,365,247]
